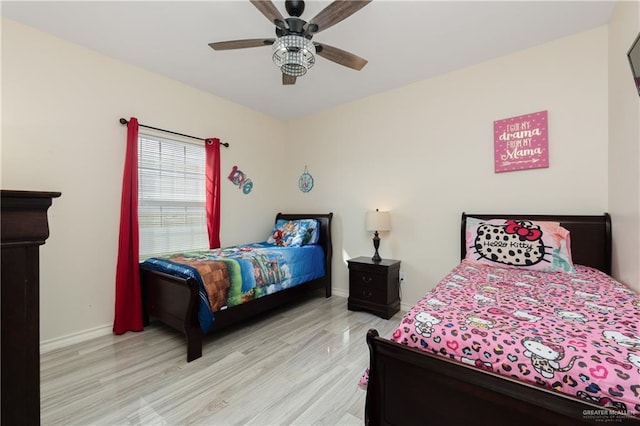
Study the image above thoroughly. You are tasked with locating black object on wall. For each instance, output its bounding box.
[628,32,640,96]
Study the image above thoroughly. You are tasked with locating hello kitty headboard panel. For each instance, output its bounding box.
[460,213,611,275]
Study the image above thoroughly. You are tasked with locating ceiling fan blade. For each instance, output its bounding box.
[282,73,297,85]
[304,0,371,34]
[250,0,288,29]
[208,38,274,50]
[315,43,368,70]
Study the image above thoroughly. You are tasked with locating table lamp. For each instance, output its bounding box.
[365,209,391,263]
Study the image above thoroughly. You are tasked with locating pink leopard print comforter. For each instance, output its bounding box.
[364,261,640,416]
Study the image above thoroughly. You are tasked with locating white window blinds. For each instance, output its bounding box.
[138,134,208,259]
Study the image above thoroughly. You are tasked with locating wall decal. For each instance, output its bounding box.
[298,165,314,193]
[227,165,253,194]
[494,110,548,173]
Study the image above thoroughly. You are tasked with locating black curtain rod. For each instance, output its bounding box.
[119,118,229,147]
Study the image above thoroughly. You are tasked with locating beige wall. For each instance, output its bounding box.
[3,16,634,345]
[285,27,611,307]
[1,18,288,342]
[608,1,640,292]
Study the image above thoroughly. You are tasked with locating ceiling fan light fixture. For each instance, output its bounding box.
[272,35,316,77]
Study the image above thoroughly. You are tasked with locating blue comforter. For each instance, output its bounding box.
[141,242,325,332]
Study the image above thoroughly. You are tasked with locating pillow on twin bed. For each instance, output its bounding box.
[267,219,319,247]
[464,217,575,273]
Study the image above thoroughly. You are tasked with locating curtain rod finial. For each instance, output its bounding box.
[119,118,128,125]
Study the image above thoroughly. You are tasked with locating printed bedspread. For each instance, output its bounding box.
[361,260,640,416]
[141,242,325,333]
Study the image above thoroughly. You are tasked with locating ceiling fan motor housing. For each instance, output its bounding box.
[276,17,308,38]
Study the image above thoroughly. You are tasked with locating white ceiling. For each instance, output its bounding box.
[2,1,616,121]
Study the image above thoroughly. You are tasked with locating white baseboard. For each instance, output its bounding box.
[40,290,350,354]
[332,288,348,298]
[40,323,113,354]
[40,289,409,354]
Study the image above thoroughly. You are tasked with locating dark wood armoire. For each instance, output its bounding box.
[1,190,60,425]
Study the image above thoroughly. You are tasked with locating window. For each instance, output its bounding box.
[138,134,208,259]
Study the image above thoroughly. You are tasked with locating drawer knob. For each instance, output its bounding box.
[361,276,372,284]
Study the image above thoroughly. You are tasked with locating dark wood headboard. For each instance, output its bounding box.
[460,213,611,275]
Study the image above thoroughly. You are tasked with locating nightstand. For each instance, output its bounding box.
[347,257,401,319]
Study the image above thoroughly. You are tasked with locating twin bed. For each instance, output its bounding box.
[139,213,333,362]
[365,213,640,425]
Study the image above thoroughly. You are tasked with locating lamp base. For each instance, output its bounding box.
[372,231,382,263]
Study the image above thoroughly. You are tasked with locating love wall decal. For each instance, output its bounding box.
[227,165,253,194]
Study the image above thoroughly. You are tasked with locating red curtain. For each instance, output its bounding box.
[206,138,221,249]
[113,117,143,334]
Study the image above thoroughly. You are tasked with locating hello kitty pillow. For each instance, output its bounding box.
[464,217,575,273]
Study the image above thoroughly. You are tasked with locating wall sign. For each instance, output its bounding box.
[494,110,548,173]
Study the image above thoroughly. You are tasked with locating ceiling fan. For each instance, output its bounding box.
[209,0,371,85]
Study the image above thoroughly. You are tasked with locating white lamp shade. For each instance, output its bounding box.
[366,210,391,232]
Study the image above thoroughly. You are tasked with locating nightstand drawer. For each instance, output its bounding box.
[349,270,386,289]
[351,284,384,302]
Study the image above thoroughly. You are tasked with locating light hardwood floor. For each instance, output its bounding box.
[41,294,403,425]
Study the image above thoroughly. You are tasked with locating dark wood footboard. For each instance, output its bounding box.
[365,330,638,426]
[140,212,332,362]
[140,268,203,361]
